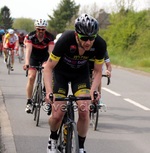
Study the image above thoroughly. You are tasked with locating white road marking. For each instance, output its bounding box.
[102,87,150,111]
[124,98,150,111]
[102,87,121,96]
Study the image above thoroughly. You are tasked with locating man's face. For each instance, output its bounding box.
[36,26,46,38]
[77,33,96,50]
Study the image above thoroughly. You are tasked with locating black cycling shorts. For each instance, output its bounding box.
[29,57,48,67]
[53,69,91,97]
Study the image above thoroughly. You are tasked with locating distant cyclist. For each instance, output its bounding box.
[0,28,5,55]
[44,14,107,153]
[23,19,54,113]
[18,32,25,60]
[3,29,19,71]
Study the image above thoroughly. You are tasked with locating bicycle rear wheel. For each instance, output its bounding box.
[65,122,79,153]
[90,103,99,131]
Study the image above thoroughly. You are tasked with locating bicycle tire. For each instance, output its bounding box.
[33,91,38,121]
[35,85,42,126]
[57,123,65,153]
[7,55,11,75]
[65,122,79,153]
[18,56,21,63]
[33,87,38,121]
[90,104,99,131]
[18,49,22,63]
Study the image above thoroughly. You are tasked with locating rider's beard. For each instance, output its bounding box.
[38,32,45,39]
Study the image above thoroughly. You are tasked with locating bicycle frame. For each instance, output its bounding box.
[6,48,13,75]
[49,94,96,153]
[26,63,44,126]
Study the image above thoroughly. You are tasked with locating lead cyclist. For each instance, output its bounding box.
[44,14,108,153]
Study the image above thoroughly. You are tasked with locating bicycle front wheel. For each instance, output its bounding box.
[90,104,99,131]
[65,122,79,153]
[7,55,11,75]
[35,85,42,126]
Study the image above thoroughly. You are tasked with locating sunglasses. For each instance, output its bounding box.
[78,34,97,41]
[36,28,46,31]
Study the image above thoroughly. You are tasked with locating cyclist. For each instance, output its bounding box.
[44,14,107,153]
[3,29,19,71]
[23,19,54,113]
[18,32,25,60]
[89,51,112,107]
[0,28,5,55]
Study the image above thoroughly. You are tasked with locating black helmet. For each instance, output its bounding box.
[75,14,99,36]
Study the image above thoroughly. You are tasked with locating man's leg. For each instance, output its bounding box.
[25,69,36,113]
[47,101,65,153]
[77,98,90,152]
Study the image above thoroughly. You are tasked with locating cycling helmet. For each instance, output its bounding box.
[75,14,99,36]
[8,29,14,34]
[20,32,24,36]
[34,19,48,27]
[0,29,5,34]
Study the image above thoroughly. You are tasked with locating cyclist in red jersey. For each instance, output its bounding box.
[23,19,54,113]
[18,32,25,59]
[44,14,107,153]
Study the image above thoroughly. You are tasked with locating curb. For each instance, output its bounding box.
[0,89,17,153]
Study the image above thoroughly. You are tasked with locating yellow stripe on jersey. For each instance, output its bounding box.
[95,58,104,64]
[49,53,60,61]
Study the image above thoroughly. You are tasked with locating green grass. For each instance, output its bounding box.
[110,54,150,73]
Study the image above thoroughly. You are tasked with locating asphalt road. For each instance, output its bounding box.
[0,54,150,153]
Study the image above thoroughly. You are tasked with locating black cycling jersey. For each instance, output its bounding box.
[50,30,106,73]
[26,31,54,61]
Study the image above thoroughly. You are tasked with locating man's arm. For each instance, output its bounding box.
[43,56,58,102]
[105,61,112,77]
[24,42,32,66]
[90,62,103,100]
[48,43,54,54]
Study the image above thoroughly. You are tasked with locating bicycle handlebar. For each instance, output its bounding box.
[25,64,44,77]
[102,74,110,85]
[49,91,98,102]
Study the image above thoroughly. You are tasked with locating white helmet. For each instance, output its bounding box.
[54,33,62,43]
[8,29,14,34]
[34,19,48,27]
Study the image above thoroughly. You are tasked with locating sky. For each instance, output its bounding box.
[0,0,149,20]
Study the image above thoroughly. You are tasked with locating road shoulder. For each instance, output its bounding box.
[0,89,17,153]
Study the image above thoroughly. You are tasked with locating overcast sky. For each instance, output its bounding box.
[0,0,149,20]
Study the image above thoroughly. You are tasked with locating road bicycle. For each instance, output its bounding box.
[18,44,24,63]
[90,74,110,131]
[26,63,46,126]
[6,48,13,75]
[48,92,97,153]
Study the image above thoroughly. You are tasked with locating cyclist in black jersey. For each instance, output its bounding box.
[44,14,107,153]
[23,19,54,113]
[89,51,112,107]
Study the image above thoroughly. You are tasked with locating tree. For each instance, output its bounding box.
[79,3,110,29]
[48,0,80,34]
[13,18,34,33]
[1,6,13,30]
